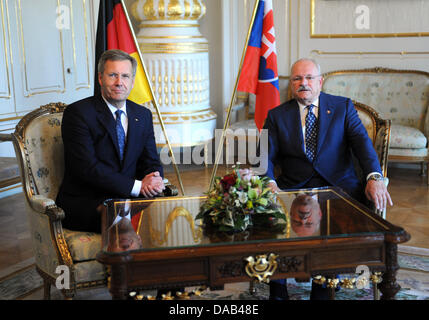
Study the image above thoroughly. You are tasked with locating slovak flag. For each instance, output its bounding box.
[237,0,280,131]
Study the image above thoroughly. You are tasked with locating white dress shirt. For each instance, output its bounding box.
[102,97,142,197]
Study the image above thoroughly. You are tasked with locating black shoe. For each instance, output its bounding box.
[269,281,289,300]
[310,281,331,300]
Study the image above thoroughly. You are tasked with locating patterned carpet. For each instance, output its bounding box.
[1,245,428,300]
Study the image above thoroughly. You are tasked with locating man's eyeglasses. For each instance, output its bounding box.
[291,75,321,83]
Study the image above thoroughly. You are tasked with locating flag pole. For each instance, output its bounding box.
[120,0,186,196]
[208,0,261,190]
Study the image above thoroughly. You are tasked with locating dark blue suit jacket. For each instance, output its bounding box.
[263,92,382,200]
[56,95,163,232]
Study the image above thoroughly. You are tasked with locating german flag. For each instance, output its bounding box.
[94,0,152,104]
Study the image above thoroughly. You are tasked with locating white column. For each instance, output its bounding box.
[131,0,216,148]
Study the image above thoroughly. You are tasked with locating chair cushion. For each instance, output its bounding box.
[74,260,106,283]
[63,229,101,262]
[390,124,427,149]
[389,147,428,157]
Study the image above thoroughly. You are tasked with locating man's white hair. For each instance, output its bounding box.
[291,58,321,75]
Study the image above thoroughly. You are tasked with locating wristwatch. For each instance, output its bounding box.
[367,173,384,182]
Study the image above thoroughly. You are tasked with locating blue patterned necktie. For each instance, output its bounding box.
[115,109,126,162]
[305,104,318,162]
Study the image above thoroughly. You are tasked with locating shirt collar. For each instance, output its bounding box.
[297,97,319,113]
[101,95,127,117]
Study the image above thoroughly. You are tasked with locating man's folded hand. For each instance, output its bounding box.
[140,171,165,198]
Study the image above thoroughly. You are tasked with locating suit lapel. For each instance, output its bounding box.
[316,92,334,157]
[122,102,140,168]
[285,101,306,155]
[95,96,121,161]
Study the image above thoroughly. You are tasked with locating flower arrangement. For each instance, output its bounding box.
[196,165,287,233]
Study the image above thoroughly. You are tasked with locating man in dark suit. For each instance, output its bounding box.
[56,49,165,233]
[263,58,392,300]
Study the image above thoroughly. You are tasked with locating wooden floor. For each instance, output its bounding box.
[0,164,428,279]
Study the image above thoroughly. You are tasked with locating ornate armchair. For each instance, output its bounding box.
[322,67,429,185]
[12,102,178,299]
[11,103,106,299]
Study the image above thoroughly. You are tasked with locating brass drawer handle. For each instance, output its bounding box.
[244,253,278,283]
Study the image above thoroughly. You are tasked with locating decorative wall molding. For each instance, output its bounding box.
[16,0,66,97]
[311,50,429,57]
[310,0,429,38]
[0,0,12,99]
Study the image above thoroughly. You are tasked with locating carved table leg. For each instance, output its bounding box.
[249,280,256,295]
[43,279,51,300]
[379,242,401,300]
[109,264,129,300]
[328,287,336,300]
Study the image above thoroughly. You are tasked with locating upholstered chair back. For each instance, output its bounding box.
[20,108,65,200]
[322,68,429,133]
[12,103,66,275]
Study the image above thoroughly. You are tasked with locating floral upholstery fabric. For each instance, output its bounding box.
[356,109,376,142]
[74,260,106,284]
[389,147,428,157]
[322,71,429,161]
[374,122,390,176]
[322,73,429,129]
[24,113,64,200]
[390,124,427,149]
[63,229,101,262]
[26,203,61,278]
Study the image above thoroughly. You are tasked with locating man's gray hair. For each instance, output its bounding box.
[291,58,321,75]
[97,49,137,76]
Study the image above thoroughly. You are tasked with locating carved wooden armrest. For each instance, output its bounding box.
[29,195,65,221]
[0,133,12,142]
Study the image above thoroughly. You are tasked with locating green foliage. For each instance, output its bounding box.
[196,165,286,233]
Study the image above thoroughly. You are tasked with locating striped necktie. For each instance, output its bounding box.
[305,104,318,162]
[115,109,126,162]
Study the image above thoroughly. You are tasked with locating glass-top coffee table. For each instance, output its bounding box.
[96,187,410,300]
